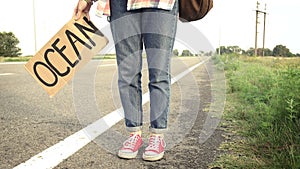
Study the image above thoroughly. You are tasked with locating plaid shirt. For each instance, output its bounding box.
[97,0,176,16]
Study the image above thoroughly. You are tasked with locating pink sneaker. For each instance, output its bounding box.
[143,134,166,161]
[118,133,143,159]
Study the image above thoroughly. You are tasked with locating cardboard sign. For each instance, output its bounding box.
[25,16,109,97]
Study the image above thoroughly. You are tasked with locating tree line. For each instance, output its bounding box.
[1,31,299,58]
[216,45,300,57]
[174,45,299,57]
[173,49,214,57]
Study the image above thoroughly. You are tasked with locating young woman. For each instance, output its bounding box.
[73,0,178,161]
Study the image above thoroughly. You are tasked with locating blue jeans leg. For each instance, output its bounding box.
[142,2,178,133]
[110,0,178,133]
[110,0,143,132]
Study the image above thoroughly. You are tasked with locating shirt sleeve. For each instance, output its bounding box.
[96,0,111,16]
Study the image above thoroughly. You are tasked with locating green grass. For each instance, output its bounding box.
[0,56,33,62]
[93,54,116,60]
[210,54,300,169]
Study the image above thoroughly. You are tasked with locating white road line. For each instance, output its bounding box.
[14,109,124,169]
[0,73,14,76]
[14,57,210,169]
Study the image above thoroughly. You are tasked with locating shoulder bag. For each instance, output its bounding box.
[179,0,213,22]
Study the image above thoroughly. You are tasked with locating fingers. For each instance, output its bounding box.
[73,0,88,20]
[83,3,92,21]
[75,10,83,20]
[85,13,91,21]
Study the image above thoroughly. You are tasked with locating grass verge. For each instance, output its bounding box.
[210,54,300,169]
[0,56,33,62]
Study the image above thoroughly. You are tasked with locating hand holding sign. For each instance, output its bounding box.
[25,15,109,97]
[73,0,93,20]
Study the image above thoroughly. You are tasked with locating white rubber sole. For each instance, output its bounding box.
[118,150,138,159]
[142,152,164,161]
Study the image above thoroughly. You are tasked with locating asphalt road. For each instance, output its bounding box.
[0,57,224,169]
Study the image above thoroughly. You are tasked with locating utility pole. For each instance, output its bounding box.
[33,0,37,53]
[254,1,259,56]
[262,4,267,57]
[218,26,221,55]
[254,1,267,56]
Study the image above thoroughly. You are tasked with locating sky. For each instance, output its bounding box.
[0,0,299,55]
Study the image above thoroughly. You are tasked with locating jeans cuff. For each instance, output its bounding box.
[126,126,142,132]
[149,127,168,134]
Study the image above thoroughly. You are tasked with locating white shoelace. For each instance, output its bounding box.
[123,133,139,149]
[146,135,163,151]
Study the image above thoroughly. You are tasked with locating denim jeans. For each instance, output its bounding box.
[110,0,178,134]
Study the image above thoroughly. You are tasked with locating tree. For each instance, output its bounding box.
[227,46,242,54]
[181,49,193,56]
[262,48,273,56]
[173,49,179,56]
[256,48,273,56]
[0,32,22,57]
[245,48,255,56]
[244,47,273,56]
[197,50,205,56]
[205,51,214,56]
[216,46,242,55]
[216,46,227,55]
[273,45,293,57]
